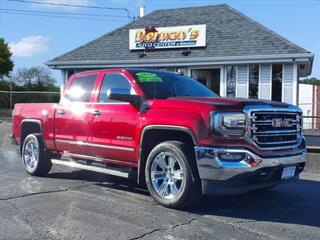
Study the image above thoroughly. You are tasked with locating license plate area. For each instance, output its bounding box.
[281,166,296,180]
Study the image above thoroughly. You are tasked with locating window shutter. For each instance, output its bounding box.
[236,65,248,98]
[259,64,271,100]
[283,64,294,104]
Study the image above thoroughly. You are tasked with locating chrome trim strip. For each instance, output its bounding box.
[51,159,129,178]
[55,139,135,152]
[88,142,134,152]
[63,152,137,167]
[195,146,306,181]
[253,129,299,134]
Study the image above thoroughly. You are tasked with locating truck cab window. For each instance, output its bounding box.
[99,74,133,102]
[65,74,97,102]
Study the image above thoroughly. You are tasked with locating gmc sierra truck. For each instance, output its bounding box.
[12,68,306,208]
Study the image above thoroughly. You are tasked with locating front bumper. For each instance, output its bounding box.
[195,146,306,195]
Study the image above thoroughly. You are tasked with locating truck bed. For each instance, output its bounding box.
[12,103,57,148]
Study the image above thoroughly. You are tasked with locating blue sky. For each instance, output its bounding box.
[0,0,319,85]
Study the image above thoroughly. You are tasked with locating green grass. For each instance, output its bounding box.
[0,108,12,118]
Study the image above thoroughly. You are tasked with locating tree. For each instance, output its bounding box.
[299,77,320,86]
[10,66,56,88]
[0,38,14,79]
[0,66,60,109]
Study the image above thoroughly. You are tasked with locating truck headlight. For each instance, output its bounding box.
[212,112,246,136]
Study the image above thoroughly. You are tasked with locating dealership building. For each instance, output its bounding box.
[46,4,314,105]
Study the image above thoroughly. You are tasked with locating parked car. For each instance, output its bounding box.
[12,69,306,208]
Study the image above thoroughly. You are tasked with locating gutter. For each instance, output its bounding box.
[46,53,314,69]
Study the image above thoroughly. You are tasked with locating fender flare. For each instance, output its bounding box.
[20,119,45,154]
[137,125,197,183]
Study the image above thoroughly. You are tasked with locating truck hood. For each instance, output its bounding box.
[168,97,291,109]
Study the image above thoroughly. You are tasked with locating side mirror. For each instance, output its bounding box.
[108,88,141,109]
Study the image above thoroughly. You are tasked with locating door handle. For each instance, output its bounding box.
[91,110,101,116]
[57,109,65,115]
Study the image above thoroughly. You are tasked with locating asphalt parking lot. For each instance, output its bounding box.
[0,121,320,240]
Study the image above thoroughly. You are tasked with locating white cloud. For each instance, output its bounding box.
[9,36,49,57]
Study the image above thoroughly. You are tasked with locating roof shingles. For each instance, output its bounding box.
[47,4,310,65]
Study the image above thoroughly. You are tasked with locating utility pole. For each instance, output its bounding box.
[9,78,12,110]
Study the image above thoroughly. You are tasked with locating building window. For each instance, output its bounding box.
[249,65,259,99]
[272,64,283,102]
[226,65,236,97]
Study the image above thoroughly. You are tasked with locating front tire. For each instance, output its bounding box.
[145,141,200,209]
[22,133,52,176]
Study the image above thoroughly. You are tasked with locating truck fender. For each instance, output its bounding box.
[137,125,197,184]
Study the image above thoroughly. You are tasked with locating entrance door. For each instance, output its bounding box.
[192,70,212,88]
[192,69,220,95]
[211,69,220,95]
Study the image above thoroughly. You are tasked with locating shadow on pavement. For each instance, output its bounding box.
[47,169,149,196]
[191,178,320,228]
[46,168,320,228]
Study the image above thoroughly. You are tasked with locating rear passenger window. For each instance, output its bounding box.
[99,74,133,102]
[66,75,97,102]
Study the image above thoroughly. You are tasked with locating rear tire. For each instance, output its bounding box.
[145,141,201,209]
[22,133,52,176]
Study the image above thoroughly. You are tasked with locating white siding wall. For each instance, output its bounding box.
[282,63,294,104]
[259,64,271,100]
[236,65,248,98]
[299,84,314,129]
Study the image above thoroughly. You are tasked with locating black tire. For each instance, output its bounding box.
[145,141,201,209]
[251,185,276,193]
[21,133,52,176]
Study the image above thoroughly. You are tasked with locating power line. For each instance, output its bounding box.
[7,0,134,19]
[0,10,128,22]
[0,7,127,18]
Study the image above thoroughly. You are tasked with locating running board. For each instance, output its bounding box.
[51,159,130,178]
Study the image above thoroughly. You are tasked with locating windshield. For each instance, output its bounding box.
[129,69,218,99]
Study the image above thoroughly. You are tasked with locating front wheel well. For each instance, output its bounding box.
[138,128,196,184]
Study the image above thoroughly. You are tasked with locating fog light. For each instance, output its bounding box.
[217,153,247,162]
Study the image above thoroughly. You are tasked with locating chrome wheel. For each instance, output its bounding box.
[23,138,39,172]
[150,152,184,200]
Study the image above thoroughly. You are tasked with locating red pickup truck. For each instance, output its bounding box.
[12,68,306,208]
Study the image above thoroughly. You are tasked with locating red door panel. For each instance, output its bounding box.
[54,73,99,156]
[54,102,90,155]
[87,102,138,162]
[87,71,140,163]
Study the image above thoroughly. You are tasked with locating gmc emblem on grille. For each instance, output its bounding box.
[272,118,293,128]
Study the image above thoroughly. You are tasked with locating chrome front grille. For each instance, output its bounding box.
[249,111,302,149]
